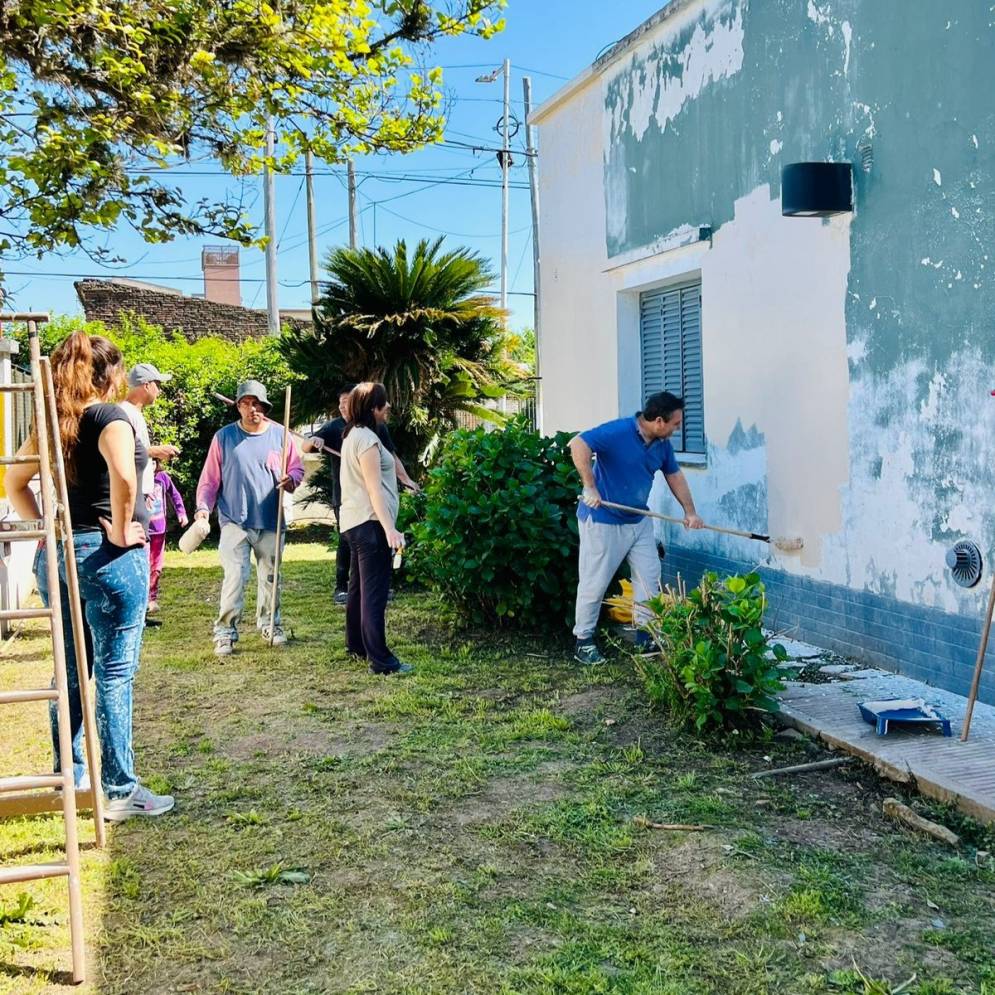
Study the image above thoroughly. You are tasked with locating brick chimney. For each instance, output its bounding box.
[202,245,241,306]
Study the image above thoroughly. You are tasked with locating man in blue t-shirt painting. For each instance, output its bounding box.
[568,391,704,665]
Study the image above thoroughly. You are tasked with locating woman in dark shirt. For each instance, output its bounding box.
[6,331,173,821]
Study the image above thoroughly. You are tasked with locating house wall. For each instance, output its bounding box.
[535,0,995,701]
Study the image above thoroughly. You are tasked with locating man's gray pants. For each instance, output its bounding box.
[573,516,661,641]
[214,523,282,639]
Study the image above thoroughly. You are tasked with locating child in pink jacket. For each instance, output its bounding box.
[148,460,188,614]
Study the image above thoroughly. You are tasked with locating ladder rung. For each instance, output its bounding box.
[0,382,36,392]
[0,775,65,794]
[0,687,58,705]
[0,789,94,819]
[0,530,46,541]
[0,608,53,621]
[0,862,70,885]
[0,455,40,466]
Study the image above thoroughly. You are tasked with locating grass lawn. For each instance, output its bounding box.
[1,537,994,994]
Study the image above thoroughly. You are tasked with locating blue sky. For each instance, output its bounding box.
[5,2,665,331]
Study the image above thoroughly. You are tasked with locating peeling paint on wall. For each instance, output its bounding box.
[537,0,995,695]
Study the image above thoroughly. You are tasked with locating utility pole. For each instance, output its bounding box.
[500,58,511,319]
[305,149,319,305]
[263,117,280,335]
[348,160,358,249]
[522,76,542,433]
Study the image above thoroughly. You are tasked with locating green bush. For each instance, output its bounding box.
[409,418,579,626]
[636,572,787,734]
[10,314,298,507]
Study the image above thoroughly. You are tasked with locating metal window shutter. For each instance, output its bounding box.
[639,281,705,455]
[679,285,705,454]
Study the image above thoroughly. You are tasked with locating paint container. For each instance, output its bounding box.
[178,519,211,554]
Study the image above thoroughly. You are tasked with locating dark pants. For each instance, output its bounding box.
[332,505,351,593]
[344,521,397,672]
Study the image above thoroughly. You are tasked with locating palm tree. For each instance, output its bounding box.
[281,237,523,465]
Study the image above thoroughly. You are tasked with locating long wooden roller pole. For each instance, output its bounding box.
[266,387,292,646]
[962,571,995,741]
[27,323,87,984]
[41,357,106,841]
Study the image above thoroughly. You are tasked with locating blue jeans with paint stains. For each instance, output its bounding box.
[35,532,149,799]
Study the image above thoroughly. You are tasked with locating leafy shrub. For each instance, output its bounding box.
[636,571,787,733]
[10,314,298,507]
[409,418,579,626]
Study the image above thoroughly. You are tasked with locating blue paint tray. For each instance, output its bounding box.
[857,698,952,737]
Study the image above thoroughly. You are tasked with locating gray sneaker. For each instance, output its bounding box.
[262,624,287,646]
[214,633,234,657]
[104,783,174,822]
[333,590,349,606]
[574,641,606,666]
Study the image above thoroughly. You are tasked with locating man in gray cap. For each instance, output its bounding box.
[120,362,181,501]
[194,380,305,656]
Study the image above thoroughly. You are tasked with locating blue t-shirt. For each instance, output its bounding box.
[577,416,680,525]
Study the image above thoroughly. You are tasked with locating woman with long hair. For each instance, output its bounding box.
[5,330,174,820]
[338,382,411,676]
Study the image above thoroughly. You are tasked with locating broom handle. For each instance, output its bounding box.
[598,499,772,544]
[267,386,292,645]
[961,570,995,741]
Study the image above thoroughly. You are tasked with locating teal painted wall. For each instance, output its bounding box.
[598,0,995,693]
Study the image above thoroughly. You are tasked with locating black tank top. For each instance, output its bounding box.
[67,404,150,532]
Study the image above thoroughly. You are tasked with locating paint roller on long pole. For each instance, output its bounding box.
[594,499,804,553]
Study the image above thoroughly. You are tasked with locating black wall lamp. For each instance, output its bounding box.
[781,162,853,217]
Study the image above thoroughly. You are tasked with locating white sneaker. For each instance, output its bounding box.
[214,633,234,656]
[261,625,287,647]
[104,783,174,822]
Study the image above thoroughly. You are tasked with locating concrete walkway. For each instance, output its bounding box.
[772,643,995,823]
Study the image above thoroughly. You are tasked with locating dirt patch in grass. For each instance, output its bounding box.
[646,836,774,921]
[225,720,394,762]
[448,766,572,828]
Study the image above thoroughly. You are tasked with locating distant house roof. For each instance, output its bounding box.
[75,279,311,342]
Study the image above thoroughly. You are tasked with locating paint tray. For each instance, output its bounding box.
[857,698,952,737]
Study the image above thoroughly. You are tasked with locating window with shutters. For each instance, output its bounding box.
[638,281,704,457]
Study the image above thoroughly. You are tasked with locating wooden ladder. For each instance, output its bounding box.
[0,313,106,985]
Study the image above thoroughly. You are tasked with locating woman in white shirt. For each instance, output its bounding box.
[339,382,411,675]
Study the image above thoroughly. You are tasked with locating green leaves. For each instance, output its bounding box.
[635,571,787,735]
[406,420,580,627]
[232,864,311,889]
[0,1,505,256]
[281,237,527,469]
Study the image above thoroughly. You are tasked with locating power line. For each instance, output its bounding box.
[125,166,527,188]
[0,269,312,287]
[372,201,531,240]
[440,63,570,81]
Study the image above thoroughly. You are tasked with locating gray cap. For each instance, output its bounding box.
[235,379,272,412]
[128,362,173,387]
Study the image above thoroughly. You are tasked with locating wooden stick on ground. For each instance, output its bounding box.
[751,756,854,779]
[267,386,292,647]
[961,570,995,742]
[882,798,960,846]
[633,816,712,832]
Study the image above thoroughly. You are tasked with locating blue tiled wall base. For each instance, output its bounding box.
[661,545,994,706]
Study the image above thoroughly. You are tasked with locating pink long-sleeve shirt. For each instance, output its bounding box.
[196,421,304,530]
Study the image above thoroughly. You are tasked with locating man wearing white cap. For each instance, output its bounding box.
[120,362,181,501]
